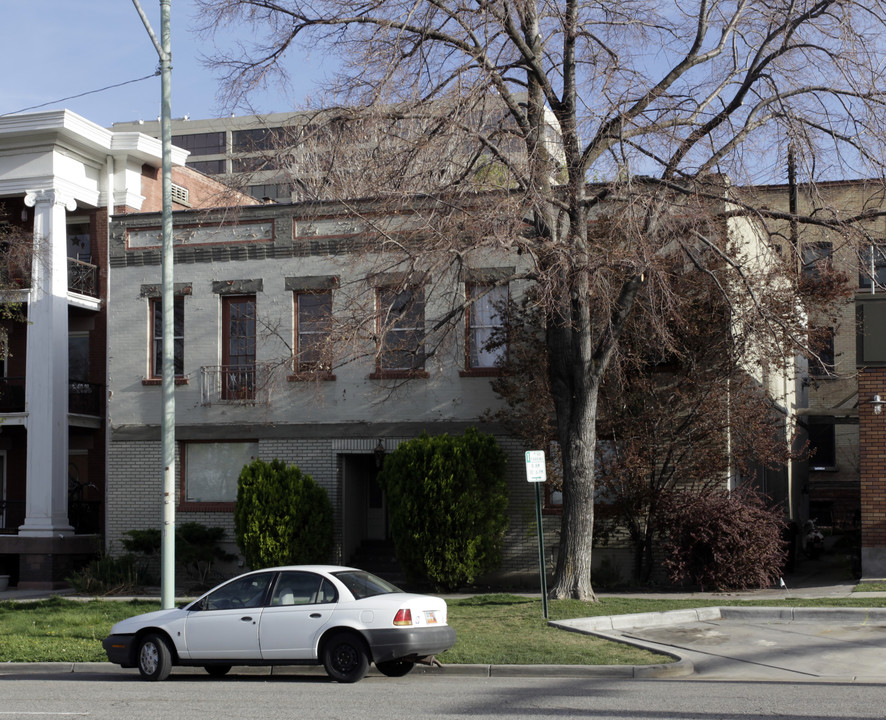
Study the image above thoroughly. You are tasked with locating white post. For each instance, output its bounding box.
[19,188,76,536]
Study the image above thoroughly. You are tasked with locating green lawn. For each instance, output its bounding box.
[1,593,885,665]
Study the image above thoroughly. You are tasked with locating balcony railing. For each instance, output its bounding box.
[0,377,25,413]
[67,258,98,298]
[0,379,102,416]
[0,499,25,533]
[69,381,103,416]
[201,364,272,405]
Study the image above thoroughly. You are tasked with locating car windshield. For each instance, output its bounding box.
[332,570,402,599]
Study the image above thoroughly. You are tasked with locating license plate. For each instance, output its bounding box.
[424,611,438,624]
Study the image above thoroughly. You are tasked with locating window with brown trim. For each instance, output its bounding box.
[222,296,256,400]
[373,286,427,377]
[465,283,507,373]
[150,296,184,378]
[294,290,334,376]
[180,441,258,510]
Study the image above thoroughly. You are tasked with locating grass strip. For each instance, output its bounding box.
[1,593,884,665]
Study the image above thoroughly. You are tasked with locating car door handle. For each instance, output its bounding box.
[310,613,322,619]
[241,616,254,622]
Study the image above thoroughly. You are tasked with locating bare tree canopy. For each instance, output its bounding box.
[196,0,886,599]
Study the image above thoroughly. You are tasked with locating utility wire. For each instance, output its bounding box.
[1,72,160,117]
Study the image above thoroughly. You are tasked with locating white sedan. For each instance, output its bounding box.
[102,565,456,683]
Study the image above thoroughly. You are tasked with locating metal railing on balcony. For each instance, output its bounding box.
[69,381,103,416]
[200,363,272,405]
[0,377,25,413]
[67,257,99,298]
[0,499,25,533]
[0,379,102,416]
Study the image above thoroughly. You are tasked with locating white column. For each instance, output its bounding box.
[19,188,76,536]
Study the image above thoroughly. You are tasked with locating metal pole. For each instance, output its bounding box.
[535,482,549,619]
[132,0,175,609]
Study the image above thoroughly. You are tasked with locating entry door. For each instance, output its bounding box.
[222,296,256,400]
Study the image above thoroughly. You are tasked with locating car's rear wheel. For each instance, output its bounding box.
[204,664,232,677]
[322,632,370,683]
[137,633,172,681]
[375,659,415,677]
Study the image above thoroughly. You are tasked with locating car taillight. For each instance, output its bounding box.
[393,608,413,626]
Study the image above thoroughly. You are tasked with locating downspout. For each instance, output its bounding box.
[103,154,114,553]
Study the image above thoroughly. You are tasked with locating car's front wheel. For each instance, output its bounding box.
[375,659,415,677]
[137,633,173,681]
[322,632,370,683]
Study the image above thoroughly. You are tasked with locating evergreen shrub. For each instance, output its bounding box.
[234,458,333,569]
[378,428,509,591]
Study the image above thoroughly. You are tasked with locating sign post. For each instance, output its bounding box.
[525,450,549,619]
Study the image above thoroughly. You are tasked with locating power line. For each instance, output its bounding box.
[1,72,160,118]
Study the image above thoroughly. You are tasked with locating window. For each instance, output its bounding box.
[375,286,426,375]
[222,296,256,399]
[859,244,886,289]
[801,241,832,279]
[856,297,886,366]
[182,441,258,506]
[807,419,836,470]
[466,283,507,370]
[151,297,184,377]
[188,159,226,174]
[295,291,333,375]
[271,571,338,606]
[232,127,282,152]
[172,132,226,157]
[808,327,835,376]
[199,572,273,611]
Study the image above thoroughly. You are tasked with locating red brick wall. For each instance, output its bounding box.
[859,368,886,548]
[137,165,258,212]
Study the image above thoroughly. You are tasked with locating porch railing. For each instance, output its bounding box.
[0,500,101,534]
[67,258,98,298]
[0,500,25,533]
[0,379,102,416]
[69,381,103,416]
[0,377,25,413]
[200,364,272,405]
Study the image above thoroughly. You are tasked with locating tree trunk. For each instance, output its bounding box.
[549,339,600,601]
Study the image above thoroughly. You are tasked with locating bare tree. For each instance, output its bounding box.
[195,0,886,599]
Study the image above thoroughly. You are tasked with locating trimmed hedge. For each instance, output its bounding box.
[378,428,509,591]
[234,458,333,569]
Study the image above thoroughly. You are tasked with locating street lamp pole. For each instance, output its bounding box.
[132,0,176,609]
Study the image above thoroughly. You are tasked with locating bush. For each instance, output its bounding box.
[378,428,509,591]
[660,485,787,591]
[66,554,151,595]
[234,458,334,569]
[121,523,234,589]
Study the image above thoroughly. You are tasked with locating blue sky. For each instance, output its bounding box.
[1,0,323,127]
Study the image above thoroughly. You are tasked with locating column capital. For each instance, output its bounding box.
[24,188,77,212]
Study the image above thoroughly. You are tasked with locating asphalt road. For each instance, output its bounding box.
[1,672,884,720]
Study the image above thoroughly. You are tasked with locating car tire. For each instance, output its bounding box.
[375,659,415,677]
[204,664,232,677]
[137,633,173,681]
[322,632,370,683]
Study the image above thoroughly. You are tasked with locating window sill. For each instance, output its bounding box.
[288,373,336,382]
[459,368,503,378]
[142,377,189,386]
[369,370,430,380]
[178,501,235,513]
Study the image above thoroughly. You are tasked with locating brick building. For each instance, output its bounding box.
[0,110,253,588]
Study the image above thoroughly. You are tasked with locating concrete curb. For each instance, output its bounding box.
[0,659,689,679]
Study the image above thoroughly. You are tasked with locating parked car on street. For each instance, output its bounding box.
[103,565,456,683]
